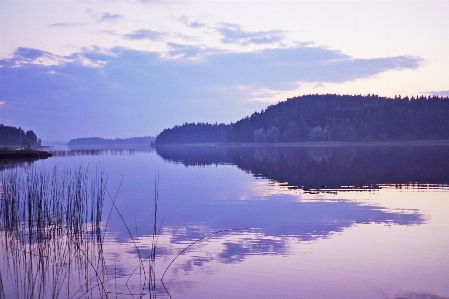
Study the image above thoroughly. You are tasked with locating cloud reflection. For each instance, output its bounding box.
[140,200,423,271]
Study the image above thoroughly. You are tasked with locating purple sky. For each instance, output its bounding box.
[0,1,448,141]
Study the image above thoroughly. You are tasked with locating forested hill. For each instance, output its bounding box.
[68,136,155,146]
[228,94,449,142]
[155,123,230,144]
[155,94,449,144]
[0,124,41,148]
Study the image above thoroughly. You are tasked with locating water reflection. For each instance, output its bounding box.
[156,144,449,188]
[155,145,228,166]
[68,144,153,152]
[164,200,423,241]
[1,146,447,299]
[0,158,44,171]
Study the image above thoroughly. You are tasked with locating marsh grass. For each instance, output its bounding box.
[0,165,109,299]
[0,164,167,299]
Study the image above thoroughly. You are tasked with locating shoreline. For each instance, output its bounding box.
[0,149,53,159]
[154,139,449,147]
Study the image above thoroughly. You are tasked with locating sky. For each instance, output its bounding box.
[0,0,448,141]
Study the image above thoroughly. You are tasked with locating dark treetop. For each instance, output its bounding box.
[156,123,230,145]
[0,124,41,148]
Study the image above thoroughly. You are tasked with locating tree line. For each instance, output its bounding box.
[67,136,155,146]
[156,123,230,144]
[0,124,41,148]
[155,94,449,144]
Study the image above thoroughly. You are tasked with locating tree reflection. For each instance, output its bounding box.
[156,144,449,188]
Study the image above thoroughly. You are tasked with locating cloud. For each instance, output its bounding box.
[14,48,52,60]
[0,48,69,67]
[427,90,449,97]
[167,43,217,58]
[121,29,191,42]
[217,24,285,45]
[0,45,424,139]
[47,23,87,28]
[123,29,165,41]
[85,9,123,23]
[178,15,207,28]
[99,12,123,23]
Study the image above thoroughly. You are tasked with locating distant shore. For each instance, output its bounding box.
[155,140,449,147]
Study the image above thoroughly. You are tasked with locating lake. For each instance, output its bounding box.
[1,143,449,299]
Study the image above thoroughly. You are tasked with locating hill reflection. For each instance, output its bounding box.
[156,144,449,188]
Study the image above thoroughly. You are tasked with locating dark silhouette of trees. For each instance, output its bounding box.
[0,124,41,148]
[227,94,449,143]
[155,123,230,144]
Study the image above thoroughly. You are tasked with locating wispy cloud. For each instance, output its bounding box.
[106,28,191,43]
[99,12,123,23]
[123,29,165,41]
[178,15,207,28]
[217,24,285,45]
[47,23,87,28]
[85,9,124,23]
[427,90,449,97]
[167,43,218,58]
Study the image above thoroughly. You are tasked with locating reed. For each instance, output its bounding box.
[0,166,105,240]
[0,164,165,299]
[0,165,108,299]
[0,160,205,299]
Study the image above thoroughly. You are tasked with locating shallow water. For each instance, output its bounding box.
[1,144,449,299]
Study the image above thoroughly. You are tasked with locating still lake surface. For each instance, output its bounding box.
[1,143,449,299]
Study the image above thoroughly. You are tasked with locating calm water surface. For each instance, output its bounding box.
[1,144,449,299]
